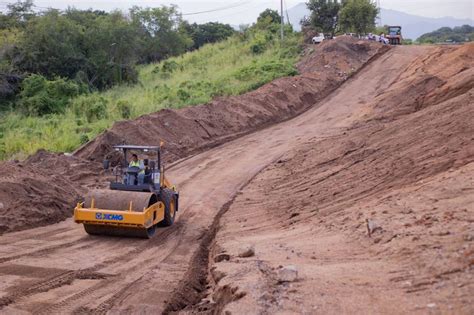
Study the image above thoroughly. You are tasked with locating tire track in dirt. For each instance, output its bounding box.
[162,160,279,314]
[0,227,73,246]
[0,269,111,308]
[0,237,91,264]
[0,223,182,311]
[76,224,188,315]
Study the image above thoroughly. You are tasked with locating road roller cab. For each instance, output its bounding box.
[107,145,167,192]
[74,145,179,239]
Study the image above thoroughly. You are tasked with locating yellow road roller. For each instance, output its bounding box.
[74,145,179,238]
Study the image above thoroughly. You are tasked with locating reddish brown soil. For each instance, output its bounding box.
[0,151,103,234]
[0,40,471,314]
[200,43,474,314]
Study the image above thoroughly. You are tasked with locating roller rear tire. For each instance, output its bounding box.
[160,188,177,227]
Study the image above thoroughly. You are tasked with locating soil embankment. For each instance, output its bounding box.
[74,38,387,163]
[197,44,474,314]
[0,37,385,235]
[0,151,103,234]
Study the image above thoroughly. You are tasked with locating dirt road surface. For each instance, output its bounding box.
[0,44,471,314]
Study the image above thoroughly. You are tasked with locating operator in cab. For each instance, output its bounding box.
[129,154,140,168]
[126,153,141,185]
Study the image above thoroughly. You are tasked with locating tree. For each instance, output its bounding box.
[339,0,378,34]
[306,0,341,36]
[0,0,35,28]
[183,22,235,50]
[80,10,141,88]
[130,5,192,63]
[13,10,87,80]
[257,9,281,25]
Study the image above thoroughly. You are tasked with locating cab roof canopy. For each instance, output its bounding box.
[113,145,160,151]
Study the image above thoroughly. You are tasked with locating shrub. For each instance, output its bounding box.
[79,133,89,144]
[161,60,181,73]
[250,38,267,54]
[17,74,85,116]
[279,34,304,59]
[234,60,298,82]
[116,100,132,119]
[121,66,139,85]
[72,94,108,122]
[177,88,190,101]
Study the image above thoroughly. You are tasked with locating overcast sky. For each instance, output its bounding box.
[1,1,473,24]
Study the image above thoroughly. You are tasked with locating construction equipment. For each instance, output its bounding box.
[386,26,402,45]
[74,145,179,239]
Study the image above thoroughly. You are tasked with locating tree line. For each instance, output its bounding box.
[0,0,235,112]
[418,25,473,43]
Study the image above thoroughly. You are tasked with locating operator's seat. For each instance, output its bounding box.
[143,168,152,184]
[138,159,153,185]
[126,166,140,185]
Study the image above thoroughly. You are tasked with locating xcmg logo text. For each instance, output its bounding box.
[95,213,124,221]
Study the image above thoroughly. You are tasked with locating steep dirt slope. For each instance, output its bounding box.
[199,44,474,314]
[0,151,103,234]
[0,37,384,235]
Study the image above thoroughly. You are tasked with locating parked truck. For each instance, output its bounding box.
[386,26,402,45]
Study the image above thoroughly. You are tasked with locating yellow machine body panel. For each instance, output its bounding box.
[74,201,165,228]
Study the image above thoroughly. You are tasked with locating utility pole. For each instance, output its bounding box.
[280,0,284,40]
[377,0,382,26]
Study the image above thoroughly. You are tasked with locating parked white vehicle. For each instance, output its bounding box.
[312,33,325,44]
[366,33,389,45]
[379,34,390,45]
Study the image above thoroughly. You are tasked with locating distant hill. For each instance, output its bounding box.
[287,3,474,40]
[418,25,473,43]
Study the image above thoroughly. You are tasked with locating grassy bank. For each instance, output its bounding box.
[0,33,301,160]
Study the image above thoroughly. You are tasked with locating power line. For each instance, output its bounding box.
[192,0,274,23]
[376,0,381,26]
[181,0,253,16]
[5,1,255,17]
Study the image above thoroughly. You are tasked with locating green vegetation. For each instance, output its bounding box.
[182,22,235,50]
[0,1,236,109]
[0,24,301,159]
[418,25,473,43]
[0,1,304,160]
[339,0,378,35]
[17,74,87,116]
[304,0,378,36]
[305,0,342,36]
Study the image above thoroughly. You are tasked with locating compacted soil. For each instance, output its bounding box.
[0,39,472,314]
